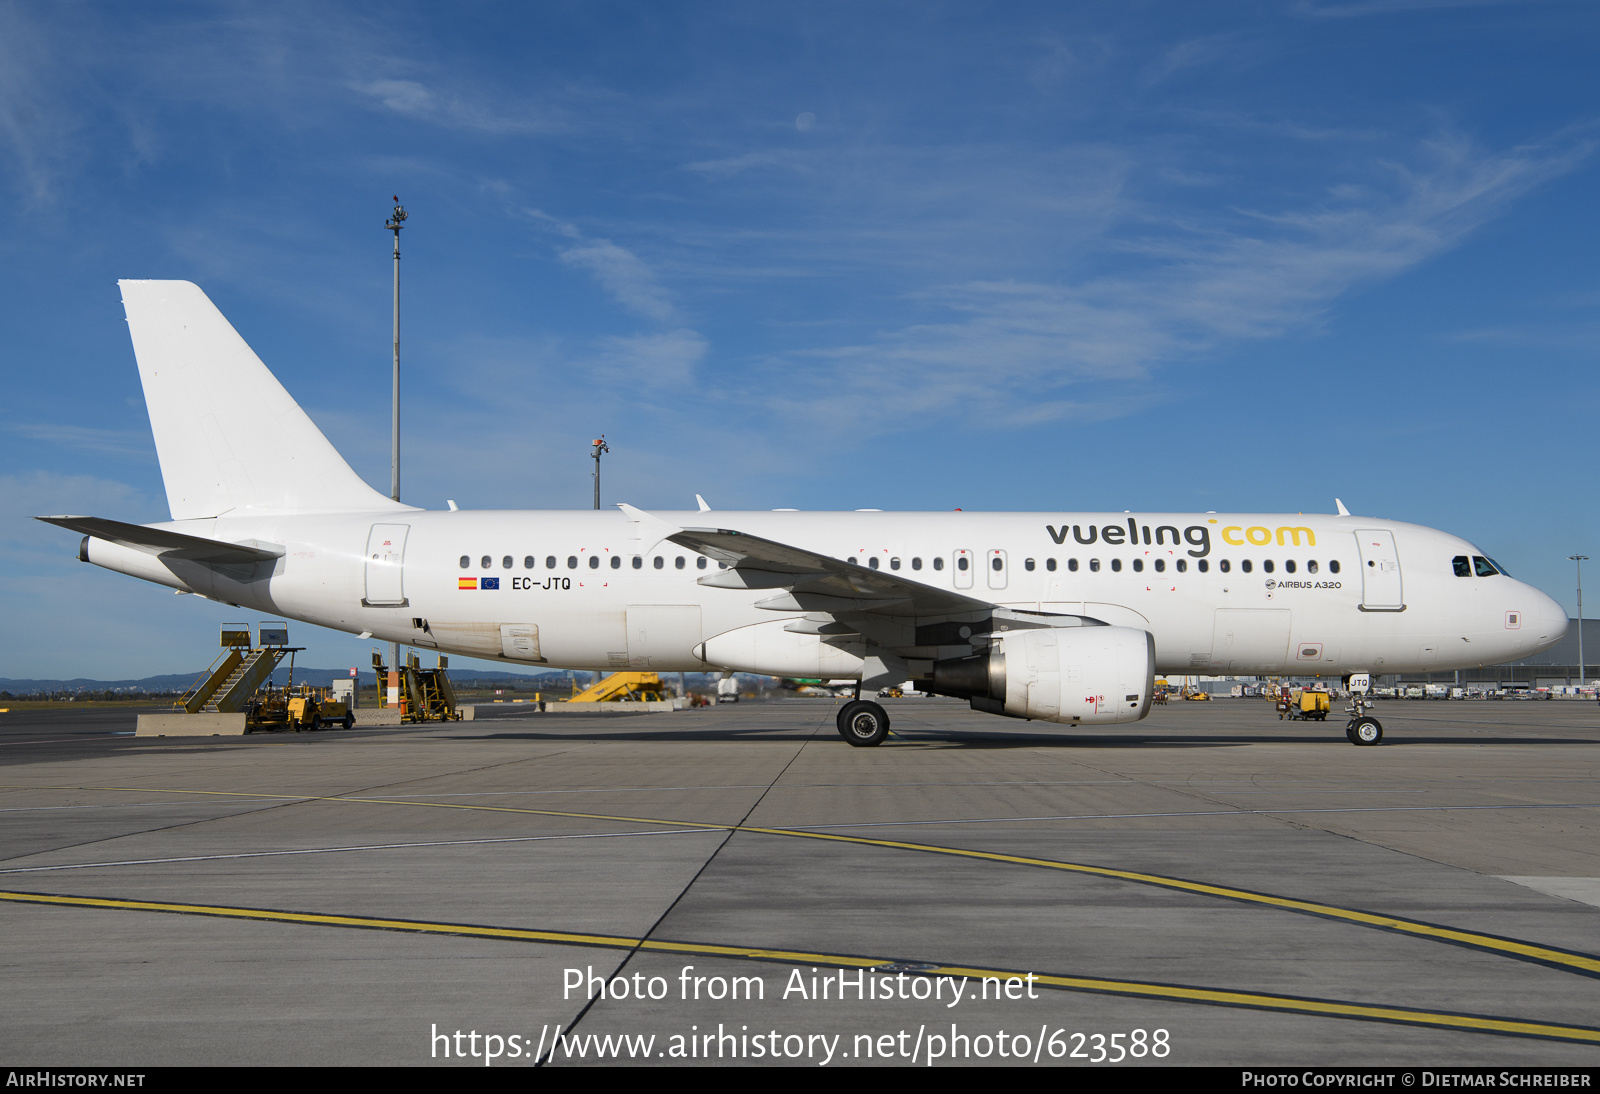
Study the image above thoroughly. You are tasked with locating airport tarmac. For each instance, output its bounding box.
[1,696,1598,1067]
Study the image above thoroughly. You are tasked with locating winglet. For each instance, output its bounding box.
[695,494,711,512]
[616,503,682,550]
[1335,498,1351,517]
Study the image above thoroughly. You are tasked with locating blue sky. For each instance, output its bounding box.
[2,1,1597,679]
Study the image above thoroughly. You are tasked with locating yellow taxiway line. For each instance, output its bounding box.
[7,782,1600,980]
[2,887,1597,1045]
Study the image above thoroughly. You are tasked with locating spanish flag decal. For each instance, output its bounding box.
[459,577,477,590]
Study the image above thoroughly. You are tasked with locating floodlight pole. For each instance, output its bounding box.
[386,198,408,682]
[1571,555,1588,687]
[591,436,609,510]
[386,198,406,503]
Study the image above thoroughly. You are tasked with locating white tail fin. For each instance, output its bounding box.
[120,280,410,519]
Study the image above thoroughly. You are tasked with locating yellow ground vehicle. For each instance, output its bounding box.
[251,685,354,731]
[1280,687,1331,721]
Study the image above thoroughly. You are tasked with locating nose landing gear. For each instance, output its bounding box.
[1346,717,1383,745]
[1344,684,1383,746]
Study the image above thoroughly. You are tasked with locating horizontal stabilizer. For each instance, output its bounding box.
[35,515,282,565]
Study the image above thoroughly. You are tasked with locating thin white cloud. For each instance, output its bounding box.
[350,77,567,135]
[559,240,679,323]
[756,131,1593,430]
[2,423,156,462]
[0,5,75,205]
[1295,0,1545,16]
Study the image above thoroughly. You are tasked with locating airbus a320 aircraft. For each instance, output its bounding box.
[40,282,1568,747]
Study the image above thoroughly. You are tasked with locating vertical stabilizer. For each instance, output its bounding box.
[119,280,410,519]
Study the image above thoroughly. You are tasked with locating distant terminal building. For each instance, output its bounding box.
[1388,618,1597,690]
[1173,619,1596,695]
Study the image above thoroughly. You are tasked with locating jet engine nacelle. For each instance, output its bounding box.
[930,625,1155,725]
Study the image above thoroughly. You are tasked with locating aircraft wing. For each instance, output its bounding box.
[616,504,1100,637]
[35,515,283,565]
[670,524,992,618]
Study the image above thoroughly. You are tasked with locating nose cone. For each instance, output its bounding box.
[1521,585,1569,656]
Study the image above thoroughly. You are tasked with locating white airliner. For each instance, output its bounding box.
[40,281,1568,747]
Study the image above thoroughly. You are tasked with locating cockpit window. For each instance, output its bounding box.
[1489,558,1510,577]
[1453,556,1472,577]
[1473,556,1500,577]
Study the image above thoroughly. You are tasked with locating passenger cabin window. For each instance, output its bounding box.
[1111,559,1122,572]
[1241,560,1252,573]
[675,556,685,569]
[1068,558,1079,572]
[1196,559,1206,572]
[697,557,708,570]
[1285,560,1295,574]
[633,556,643,569]
[567,556,578,569]
[459,555,470,569]
[480,555,492,569]
[868,557,879,570]
[991,557,1003,571]
[502,556,513,569]
[654,556,664,569]
[957,557,969,571]
[1046,558,1057,572]
[546,556,557,569]
[933,557,944,571]
[1132,559,1143,572]
[1176,559,1186,573]
[912,557,922,570]
[1089,559,1101,572]
[610,556,621,569]
[1024,558,1035,571]
[1154,559,1165,572]
[1263,560,1274,574]
[523,556,535,569]
[1307,560,1318,574]
[1219,560,1230,573]
[890,558,901,570]
[589,556,600,569]
[1329,560,1341,574]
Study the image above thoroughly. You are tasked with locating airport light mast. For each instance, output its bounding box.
[1571,555,1588,687]
[591,435,609,510]
[386,197,407,681]
[386,197,406,503]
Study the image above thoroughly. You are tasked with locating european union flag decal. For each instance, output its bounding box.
[481,577,500,590]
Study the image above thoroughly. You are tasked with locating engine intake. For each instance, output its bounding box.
[929,626,1154,725]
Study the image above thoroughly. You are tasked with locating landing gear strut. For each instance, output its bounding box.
[837,700,890,747]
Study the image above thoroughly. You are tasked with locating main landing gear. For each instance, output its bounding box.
[837,699,890,747]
